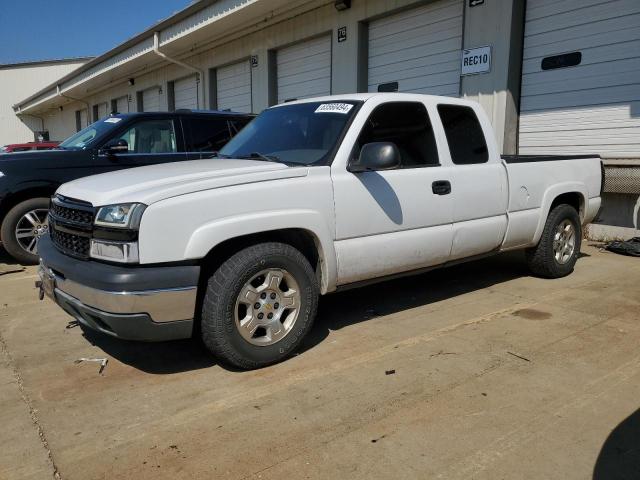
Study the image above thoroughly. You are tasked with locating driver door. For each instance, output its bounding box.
[94,117,187,172]
[331,101,454,285]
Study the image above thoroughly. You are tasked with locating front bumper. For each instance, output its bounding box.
[37,235,199,341]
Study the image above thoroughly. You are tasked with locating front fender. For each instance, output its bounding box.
[184,209,337,293]
[532,182,587,245]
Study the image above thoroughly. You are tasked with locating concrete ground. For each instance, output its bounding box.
[1,244,639,480]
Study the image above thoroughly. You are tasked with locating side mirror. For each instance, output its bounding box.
[100,139,128,156]
[349,142,401,173]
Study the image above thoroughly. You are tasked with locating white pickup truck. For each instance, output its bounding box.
[37,93,603,369]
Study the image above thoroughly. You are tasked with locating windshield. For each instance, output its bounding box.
[219,101,360,165]
[59,117,125,149]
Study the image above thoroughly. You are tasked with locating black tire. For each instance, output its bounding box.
[0,197,50,265]
[201,242,319,369]
[525,204,582,278]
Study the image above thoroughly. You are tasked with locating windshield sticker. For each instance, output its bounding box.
[104,117,122,124]
[315,103,354,114]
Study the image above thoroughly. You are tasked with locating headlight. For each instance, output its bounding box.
[92,203,145,263]
[0,171,5,178]
[95,203,145,229]
[90,239,139,263]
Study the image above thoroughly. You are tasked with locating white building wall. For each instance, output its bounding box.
[0,60,87,145]
[28,0,521,149]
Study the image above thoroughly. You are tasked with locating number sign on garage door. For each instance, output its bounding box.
[174,75,199,110]
[217,60,252,113]
[277,35,332,104]
[519,0,640,156]
[368,0,463,96]
[142,87,161,112]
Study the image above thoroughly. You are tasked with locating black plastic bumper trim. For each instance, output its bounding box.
[38,234,200,291]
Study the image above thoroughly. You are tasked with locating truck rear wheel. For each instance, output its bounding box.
[201,242,319,369]
[1,197,50,265]
[525,204,581,278]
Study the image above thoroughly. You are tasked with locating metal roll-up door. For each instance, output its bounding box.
[174,75,199,110]
[368,0,463,96]
[142,87,161,112]
[519,0,640,156]
[97,102,108,119]
[277,35,331,104]
[216,60,252,113]
[80,109,88,129]
[115,96,129,114]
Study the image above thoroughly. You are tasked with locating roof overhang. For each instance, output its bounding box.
[14,0,325,115]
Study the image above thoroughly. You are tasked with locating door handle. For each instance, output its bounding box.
[432,180,451,195]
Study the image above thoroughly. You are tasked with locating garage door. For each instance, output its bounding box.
[368,0,463,96]
[142,87,161,112]
[93,102,108,121]
[97,102,108,119]
[217,60,252,112]
[174,75,199,110]
[519,0,640,156]
[114,96,129,114]
[76,109,89,131]
[277,35,331,104]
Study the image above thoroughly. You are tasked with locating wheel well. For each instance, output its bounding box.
[551,192,584,219]
[0,187,55,221]
[193,229,322,332]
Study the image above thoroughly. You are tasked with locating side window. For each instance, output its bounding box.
[353,102,439,168]
[437,105,488,165]
[185,117,232,152]
[117,119,177,154]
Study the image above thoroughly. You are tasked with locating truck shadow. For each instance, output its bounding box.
[592,408,640,479]
[80,329,218,374]
[82,250,577,374]
[300,250,532,353]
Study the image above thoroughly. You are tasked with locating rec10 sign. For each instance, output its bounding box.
[461,46,491,75]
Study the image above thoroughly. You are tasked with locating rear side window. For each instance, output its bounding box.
[437,105,488,165]
[354,102,439,168]
[185,117,232,152]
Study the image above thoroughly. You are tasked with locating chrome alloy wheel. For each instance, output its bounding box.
[14,208,49,255]
[234,268,301,346]
[553,219,576,265]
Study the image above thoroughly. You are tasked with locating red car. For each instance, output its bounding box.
[0,141,60,153]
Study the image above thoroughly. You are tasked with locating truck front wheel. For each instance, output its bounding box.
[525,204,582,278]
[201,242,319,369]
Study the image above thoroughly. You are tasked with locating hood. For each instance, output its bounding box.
[56,159,309,206]
[0,149,70,163]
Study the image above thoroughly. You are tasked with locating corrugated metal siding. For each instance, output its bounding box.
[174,75,198,109]
[97,102,108,119]
[367,0,463,96]
[142,87,161,112]
[277,35,331,103]
[217,60,252,112]
[115,96,129,114]
[519,0,640,156]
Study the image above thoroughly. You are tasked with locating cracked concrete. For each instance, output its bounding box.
[0,245,639,479]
